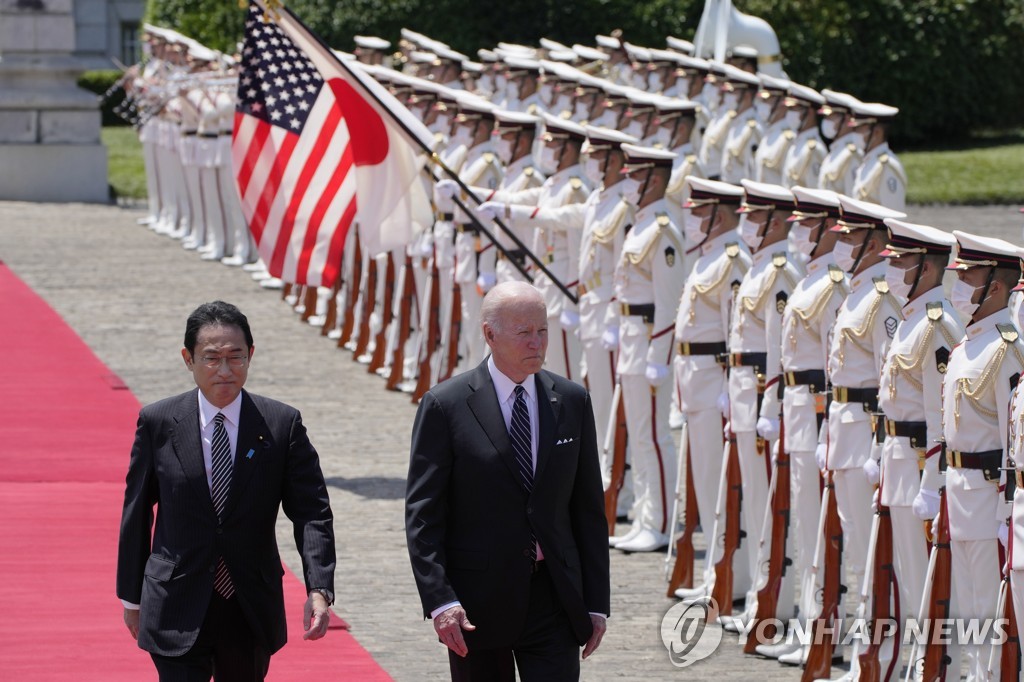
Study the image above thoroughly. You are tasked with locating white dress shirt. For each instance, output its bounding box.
[197,390,242,493]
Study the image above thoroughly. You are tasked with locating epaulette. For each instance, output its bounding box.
[559,110,572,119]
[685,154,698,164]
[747,119,758,129]
[998,323,1019,343]
[772,252,788,268]
[880,154,890,165]
[873,277,890,294]
[783,130,795,140]
[483,152,495,164]
[926,301,944,322]
[828,264,846,283]
[656,213,671,228]
[524,167,534,177]
[433,132,445,144]
[725,242,741,258]
[569,177,584,191]
[807,140,818,150]
[526,103,539,115]
[846,142,858,153]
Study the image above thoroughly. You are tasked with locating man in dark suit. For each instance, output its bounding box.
[406,281,610,681]
[117,301,336,681]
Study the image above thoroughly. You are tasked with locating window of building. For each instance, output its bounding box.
[121,22,140,64]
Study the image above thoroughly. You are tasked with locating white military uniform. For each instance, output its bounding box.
[782,127,826,190]
[817,132,863,195]
[753,119,795,186]
[613,198,687,538]
[473,154,545,284]
[664,144,705,257]
[720,107,762,184]
[699,109,735,179]
[675,226,752,596]
[853,142,907,212]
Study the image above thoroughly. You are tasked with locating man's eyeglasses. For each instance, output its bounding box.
[197,355,248,369]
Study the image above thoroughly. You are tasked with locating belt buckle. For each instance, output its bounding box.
[885,419,896,437]
[784,371,796,386]
[947,450,962,469]
[1017,471,1024,489]
[621,303,629,316]
[834,386,848,402]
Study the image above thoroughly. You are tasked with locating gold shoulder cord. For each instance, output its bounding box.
[689,243,747,321]
[740,254,795,326]
[837,280,901,367]
[704,111,737,147]
[786,140,819,183]
[856,158,887,201]
[761,130,794,170]
[727,119,760,159]
[787,270,846,348]
[591,198,633,245]
[623,215,673,266]
[823,144,859,184]
[953,325,1024,428]
[888,304,962,399]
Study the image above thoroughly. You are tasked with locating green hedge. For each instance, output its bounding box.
[78,70,131,127]
[146,0,1024,145]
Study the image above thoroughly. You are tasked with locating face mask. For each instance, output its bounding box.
[833,240,859,272]
[591,109,619,129]
[495,74,508,92]
[721,92,739,112]
[1015,293,1024,332]
[583,156,604,185]
[755,100,773,122]
[820,117,839,140]
[884,264,916,300]
[632,72,647,90]
[784,109,804,129]
[506,82,520,103]
[574,101,591,121]
[477,74,494,94]
[788,223,818,258]
[683,210,708,243]
[539,83,554,106]
[619,175,642,204]
[430,113,451,135]
[451,125,473,147]
[537,145,560,175]
[701,82,721,110]
[645,127,672,149]
[950,278,983,320]
[623,119,645,139]
[648,72,664,93]
[494,137,514,164]
[739,216,763,250]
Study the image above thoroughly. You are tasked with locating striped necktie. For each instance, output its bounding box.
[211,413,235,598]
[509,385,537,561]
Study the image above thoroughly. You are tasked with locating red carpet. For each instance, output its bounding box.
[0,261,391,681]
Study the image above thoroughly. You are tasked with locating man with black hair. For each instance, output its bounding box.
[117,301,336,681]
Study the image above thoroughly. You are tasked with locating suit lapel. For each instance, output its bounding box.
[170,389,216,519]
[534,371,560,482]
[465,361,521,484]
[223,390,270,519]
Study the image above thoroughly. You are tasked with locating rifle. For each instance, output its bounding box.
[802,471,846,682]
[338,230,363,348]
[300,285,317,323]
[320,279,342,336]
[666,420,700,596]
[411,254,441,403]
[603,382,629,535]
[438,262,462,383]
[744,421,791,652]
[857,503,900,682]
[988,533,1021,680]
[386,254,415,391]
[710,431,744,616]
[352,257,378,360]
[919,486,952,681]
[368,253,395,373]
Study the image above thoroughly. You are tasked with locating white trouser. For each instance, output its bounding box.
[458,282,485,372]
[734,429,771,613]
[684,407,731,591]
[200,167,226,258]
[952,538,1002,680]
[218,162,250,260]
[181,163,202,244]
[1011,571,1024,661]
[791,449,823,621]
[142,139,161,221]
[619,374,676,534]
[833,466,875,600]
[747,441,796,622]
[581,338,615,488]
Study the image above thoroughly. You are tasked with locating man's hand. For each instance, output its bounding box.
[434,604,476,658]
[582,614,607,659]
[303,591,331,641]
[123,607,140,640]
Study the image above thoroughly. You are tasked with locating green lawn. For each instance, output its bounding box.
[101,126,1024,206]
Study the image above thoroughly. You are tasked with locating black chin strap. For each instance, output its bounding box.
[850,230,872,273]
[970,266,998,324]
[905,254,926,301]
[695,205,718,250]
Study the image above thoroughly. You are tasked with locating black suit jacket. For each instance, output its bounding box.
[116,389,335,656]
[405,361,610,650]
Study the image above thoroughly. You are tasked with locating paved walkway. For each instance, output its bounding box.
[1,201,1018,680]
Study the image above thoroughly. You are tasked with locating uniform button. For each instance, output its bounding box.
[209,565,216,573]
[216,528,223,535]
[527,507,533,515]
[522,549,531,557]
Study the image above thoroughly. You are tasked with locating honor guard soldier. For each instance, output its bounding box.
[849,101,907,211]
[724,180,803,631]
[654,98,705,260]
[477,113,593,382]
[588,79,631,131]
[752,75,794,186]
[817,89,864,195]
[577,126,639,506]
[596,33,634,86]
[502,56,545,115]
[942,231,1024,680]
[674,55,713,145]
[756,186,849,663]
[727,45,759,74]
[698,61,732,180]
[780,84,827,190]
[671,177,752,601]
[856,219,962,676]
[353,35,391,66]
[620,89,659,143]
[607,144,685,553]
[820,195,907,647]
[719,66,764,184]
[623,42,655,91]
[666,36,695,55]
[1005,261,1024,644]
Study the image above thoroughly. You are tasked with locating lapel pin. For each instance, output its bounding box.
[259,435,271,448]
[246,448,255,459]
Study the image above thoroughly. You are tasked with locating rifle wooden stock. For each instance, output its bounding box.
[921,488,952,681]
[603,386,628,535]
[744,421,790,653]
[320,280,341,336]
[857,505,899,682]
[667,441,700,596]
[1002,571,1021,680]
[439,269,462,383]
[281,282,292,302]
[386,255,415,391]
[353,258,378,360]
[301,285,317,322]
[802,472,845,682]
[412,259,441,403]
[338,232,363,348]
[711,436,744,616]
[368,253,395,373]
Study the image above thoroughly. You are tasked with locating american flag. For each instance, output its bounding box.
[233,0,432,286]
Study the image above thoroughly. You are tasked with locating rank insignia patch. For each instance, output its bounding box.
[665,246,676,266]
[935,347,949,374]
[776,290,788,314]
[884,316,898,338]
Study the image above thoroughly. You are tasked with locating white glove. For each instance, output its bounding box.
[645,362,670,387]
[756,417,780,441]
[863,457,880,486]
[998,521,1010,549]
[435,179,458,199]
[477,201,504,222]
[717,391,730,418]
[912,488,940,521]
[419,237,434,258]
[601,326,619,351]
[476,272,496,293]
[559,309,580,331]
[815,443,828,471]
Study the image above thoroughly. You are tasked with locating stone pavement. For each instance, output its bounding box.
[0,201,1019,680]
